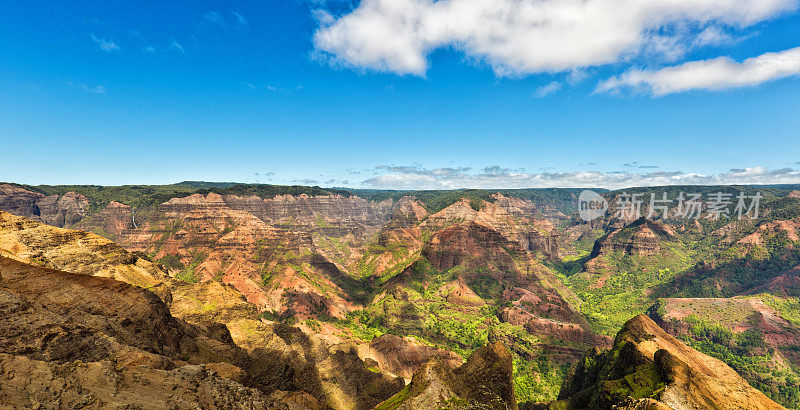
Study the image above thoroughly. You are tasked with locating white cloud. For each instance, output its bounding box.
[312,9,335,26]
[692,26,737,48]
[597,46,800,95]
[127,29,145,41]
[205,10,249,30]
[232,11,249,29]
[313,0,797,76]
[67,81,106,94]
[533,81,562,98]
[242,83,298,93]
[84,85,106,94]
[169,39,186,55]
[362,165,800,190]
[293,178,320,184]
[90,34,119,52]
[204,11,226,27]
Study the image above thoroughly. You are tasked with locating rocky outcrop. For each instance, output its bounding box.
[242,325,405,410]
[648,297,800,407]
[37,191,89,227]
[424,221,524,272]
[167,280,406,410]
[123,192,287,308]
[421,202,561,277]
[389,196,428,226]
[554,315,783,409]
[0,210,450,409]
[0,188,624,407]
[77,200,134,239]
[377,341,518,409]
[0,184,88,227]
[423,197,561,258]
[358,333,464,379]
[0,183,45,218]
[580,218,684,290]
[589,218,676,259]
[454,341,518,408]
[0,214,406,410]
[0,210,166,288]
[0,255,320,409]
[490,193,565,222]
[500,306,612,349]
[223,193,393,241]
[416,216,595,350]
[736,219,800,247]
[656,218,800,299]
[0,354,318,410]
[120,192,410,317]
[1,256,224,367]
[122,193,365,319]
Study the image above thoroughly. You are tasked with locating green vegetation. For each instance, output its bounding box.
[513,354,572,403]
[10,181,350,213]
[175,269,198,283]
[563,240,695,336]
[305,318,322,332]
[760,295,800,327]
[679,315,800,409]
[765,196,800,220]
[320,258,579,402]
[219,216,238,236]
[602,362,665,402]
[12,180,800,407]
[665,228,800,299]
[199,183,350,199]
[147,219,183,259]
[469,198,483,211]
[468,276,505,301]
[653,298,760,329]
[374,383,412,410]
[158,253,185,271]
[15,183,202,212]
[174,251,207,283]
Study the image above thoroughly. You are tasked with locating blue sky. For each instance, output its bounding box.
[1,0,799,189]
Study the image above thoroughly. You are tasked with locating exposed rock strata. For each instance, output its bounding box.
[0,210,166,288]
[377,341,518,409]
[0,184,88,227]
[0,255,320,409]
[554,315,783,409]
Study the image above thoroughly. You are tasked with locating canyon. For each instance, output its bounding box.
[0,182,798,408]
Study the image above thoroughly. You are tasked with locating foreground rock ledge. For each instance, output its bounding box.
[376,340,518,410]
[551,314,784,410]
